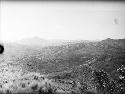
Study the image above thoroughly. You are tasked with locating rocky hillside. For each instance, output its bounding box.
[0,38,125,94]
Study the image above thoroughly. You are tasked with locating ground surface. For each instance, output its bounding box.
[0,38,125,94]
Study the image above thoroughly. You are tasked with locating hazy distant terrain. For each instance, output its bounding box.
[0,38,125,94]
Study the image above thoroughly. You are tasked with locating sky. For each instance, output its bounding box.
[1,1,125,42]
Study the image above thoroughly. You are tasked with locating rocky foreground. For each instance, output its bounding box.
[0,63,97,94]
[0,63,125,94]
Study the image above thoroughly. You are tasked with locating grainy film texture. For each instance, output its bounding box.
[0,0,125,94]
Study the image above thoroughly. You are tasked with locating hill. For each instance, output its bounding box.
[1,38,125,73]
[0,38,125,94]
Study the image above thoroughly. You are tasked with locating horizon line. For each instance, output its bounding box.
[1,37,125,43]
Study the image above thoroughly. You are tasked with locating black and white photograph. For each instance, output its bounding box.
[0,0,125,94]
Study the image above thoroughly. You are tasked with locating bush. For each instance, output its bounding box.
[79,82,87,93]
[117,65,125,94]
[21,83,26,88]
[38,87,53,94]
[93,70,116,94]
[31,84,38,91]
[6,90,12,94]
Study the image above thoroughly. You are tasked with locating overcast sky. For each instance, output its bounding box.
[1,1,125,42]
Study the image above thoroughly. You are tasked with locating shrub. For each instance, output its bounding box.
[6,90,12,94]
[0,85,2,88]
[38,87,53,94]
[38,82,57,94]
[21,83,26,88]
[34,76,38,80]
[117,65,125,94]
[31,84,38,91]
[79,82,88,93]
[93,70,116,94]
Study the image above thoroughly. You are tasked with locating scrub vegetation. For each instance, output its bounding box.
[0,38,125,94]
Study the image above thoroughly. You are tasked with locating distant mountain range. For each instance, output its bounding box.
[15,37,73,47]
[14,37,100,47]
